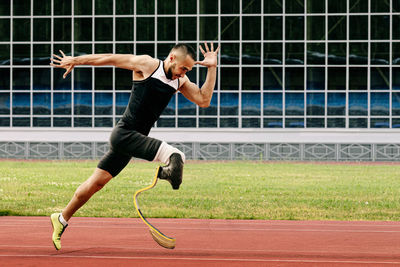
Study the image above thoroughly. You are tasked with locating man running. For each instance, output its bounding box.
[49,42,220,250]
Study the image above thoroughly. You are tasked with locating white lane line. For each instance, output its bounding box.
[2,219,400,228]
[1,224,400,233]
[0,254,400,265]
[0,244,397,257]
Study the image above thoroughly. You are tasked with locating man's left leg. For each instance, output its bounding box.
[51,168,113,250]
[51,148,131,250]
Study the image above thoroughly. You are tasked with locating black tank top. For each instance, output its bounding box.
[119,60,179,135]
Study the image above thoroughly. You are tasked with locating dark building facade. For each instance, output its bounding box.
[0,0,399,161]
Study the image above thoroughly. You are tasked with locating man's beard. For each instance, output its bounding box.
[166,67,173,80]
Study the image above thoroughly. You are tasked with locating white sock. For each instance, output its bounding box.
[153,141,185,164]
[59,213,68,226]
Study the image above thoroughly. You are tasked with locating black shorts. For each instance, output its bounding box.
[97,121,162,177]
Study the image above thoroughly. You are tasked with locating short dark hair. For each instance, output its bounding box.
[171,43,196,60]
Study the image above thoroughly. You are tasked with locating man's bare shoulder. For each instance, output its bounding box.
[132,55,159,72]
[133,55,158,66]
[133,54,157,62]
[130,55,160,79]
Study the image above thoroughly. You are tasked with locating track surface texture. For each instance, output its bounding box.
[1,217,400,266]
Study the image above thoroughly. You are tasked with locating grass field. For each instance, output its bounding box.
[1,160,400,221]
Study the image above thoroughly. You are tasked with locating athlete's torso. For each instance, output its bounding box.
[119,60,179,135]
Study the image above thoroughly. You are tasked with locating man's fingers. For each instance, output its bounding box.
[50,62,62,68]
[59,50,66,57]
[211,42,214,51]
[199,45,206,55]
[53,54,62,60]
[214,45,221,54]
[63,66,73,78]
[204,42,210,52]
[50,58,61,64]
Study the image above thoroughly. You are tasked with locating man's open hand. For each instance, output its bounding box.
[50,50,75,79]
[195,42,220,68]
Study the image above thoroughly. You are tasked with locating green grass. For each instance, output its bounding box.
[1,160,400,221]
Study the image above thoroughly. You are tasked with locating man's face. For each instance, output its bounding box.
[166,53,195,80]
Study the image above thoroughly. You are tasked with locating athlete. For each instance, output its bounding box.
[49,42,220,250]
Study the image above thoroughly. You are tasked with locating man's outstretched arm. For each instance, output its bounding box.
[50,51,156,78]
[179,43,220,108]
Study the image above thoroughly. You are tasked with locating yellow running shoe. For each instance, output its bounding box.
[50,213,68,250]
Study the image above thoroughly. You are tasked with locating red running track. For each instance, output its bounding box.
[1,216,400,266]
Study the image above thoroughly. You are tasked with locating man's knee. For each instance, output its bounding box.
[84,168,113,193]
[93,168,112,184]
